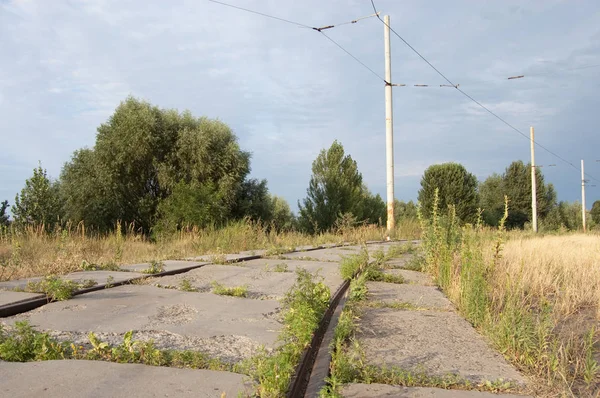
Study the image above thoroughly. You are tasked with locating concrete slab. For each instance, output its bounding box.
[342,384,529,398]
[155,263,296,300]
[385,269,434,286]
[0,360,252,398]
[278,248,360,262]
[384,254,416,268]
[366,282,453,310]
[0,271,145,291]
[156,261,344,299]
[2,285,281,363]
[0,291,44,306]
[357,308,525,384]
[236,258,343,290]
[119,260,208,273]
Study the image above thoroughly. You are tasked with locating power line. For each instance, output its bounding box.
[319,31,386,83]
[207,0,312,28]
[369,0,600,184]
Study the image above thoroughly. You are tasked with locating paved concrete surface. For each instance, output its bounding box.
[385,268,435,285]
[279,247,362,262]
[2,285,281,362]
[366,282,453,310]
[186,253,263,262]
[0,360,252,398]
[357,308,525,384]
[119,260,207,273]
[0,270,145,291]
[342,383,530,397]
[0,291,44,306]
[384,254,415,269]
[154,263,297,300]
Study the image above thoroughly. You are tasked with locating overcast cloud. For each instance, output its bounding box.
[1,0,599,212]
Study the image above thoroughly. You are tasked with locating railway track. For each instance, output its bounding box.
[0,240,408,397]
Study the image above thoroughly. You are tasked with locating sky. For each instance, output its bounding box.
[1,0,599,214]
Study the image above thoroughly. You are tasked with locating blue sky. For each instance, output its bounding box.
[1,0,599,213]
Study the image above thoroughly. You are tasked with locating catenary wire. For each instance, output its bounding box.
[370,0,600,183]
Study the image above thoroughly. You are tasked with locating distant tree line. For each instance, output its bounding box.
[417,161,598,231]
[3,96,598,235]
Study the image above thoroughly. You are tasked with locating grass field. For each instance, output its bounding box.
[0,219,421,282]
[419,203,600,397]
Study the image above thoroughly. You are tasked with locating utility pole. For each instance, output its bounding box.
[530,126,537,233]
[384,15,395,236]
[582,159,587,232]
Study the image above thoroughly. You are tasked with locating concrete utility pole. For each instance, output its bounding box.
[530,127,538,233]
[384,15,395,235]
[582,159,587,232]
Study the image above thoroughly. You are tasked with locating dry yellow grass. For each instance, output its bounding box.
[0,218,421,282]
[500,234,600,320]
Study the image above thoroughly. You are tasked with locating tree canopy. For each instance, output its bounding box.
[12,164,62,230]
[417,163,479,223]
[479,161,556,228]
[298,140,385,233]
[60,97,258,233]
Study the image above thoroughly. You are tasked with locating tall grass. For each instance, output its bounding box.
[419,193,600,396]
[0,218,421,282]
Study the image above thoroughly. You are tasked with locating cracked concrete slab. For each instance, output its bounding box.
[2,285,281,363]
[342,383,530,398]
[119,260,208,273]
[0,291,44,306]
[0,360,252,398]
[384,254,416,268]
[0,271,145,291]
[366,282,453,310]
[357,308,526,384]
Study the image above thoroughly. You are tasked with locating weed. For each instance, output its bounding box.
[339,249,369,281]
[141,260,164,274]
[247,269,330,397]
[266,262,289,273]
[364,267,405,284]
[0,322,233,372]
[80,260,120,272]
[179,278,196,292]
[211,281,248,298]
[105,275,115,288]
[265,246,293,256]
[25,275,93,301]
[210,253,228,265]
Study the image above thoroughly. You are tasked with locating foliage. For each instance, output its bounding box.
[591,200,600,225]
[142,261,164,274]
[0,200,10,227]
[24,275,97,301]
[0,322,233,374]
[298,141,383,233]
[394,199,418,223]
[210,281,248,297]
[12,164,62,231]
[500,161,556,229]
[269,195,296,232]
[418,195,599,396]
[60,97,253,233]
[247,269,330,397]
[417,163,479,224]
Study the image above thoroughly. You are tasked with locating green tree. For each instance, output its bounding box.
[417,163,479,223]
[362,191,386,226]
[13,164,62,230]
[394,199,418,223]
[501,161,556,229]
[230,179,272,223]
[270,195,295,231]
[60,97,252,233]
[479,173,505,226]
[591,200,600,225]
[298,141,371,233]
[0,200,10,227]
